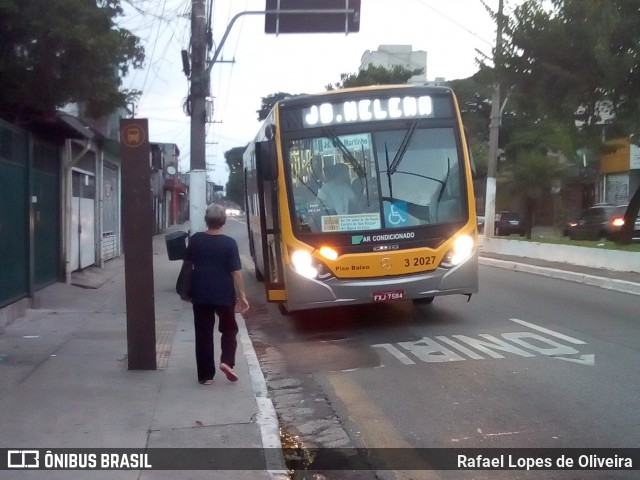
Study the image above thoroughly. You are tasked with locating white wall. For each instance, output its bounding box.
[481,237,640,273]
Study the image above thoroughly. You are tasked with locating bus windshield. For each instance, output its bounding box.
[287,125,464,234]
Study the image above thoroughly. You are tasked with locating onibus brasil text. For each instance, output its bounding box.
[40,451,151,469]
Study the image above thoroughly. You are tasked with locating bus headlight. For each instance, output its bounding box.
[441,234,474,268]
[291,250,319,279]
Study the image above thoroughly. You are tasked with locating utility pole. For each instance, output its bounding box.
[185,2,360,230]
[483,0,504,239]
[189,0,207,234]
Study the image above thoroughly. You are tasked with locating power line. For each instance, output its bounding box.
[122,0,192,111]
[414,0,494,48]
[209,0,249,163]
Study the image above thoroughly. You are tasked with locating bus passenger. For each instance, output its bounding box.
[317,163,356,215]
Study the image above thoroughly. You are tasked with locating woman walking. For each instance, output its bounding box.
[185,204,249,385]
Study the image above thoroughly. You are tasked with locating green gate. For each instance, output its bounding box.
[0,122,61,306]
[33,141,60,288]
[0,124,28,306]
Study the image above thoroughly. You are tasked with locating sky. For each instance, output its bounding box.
[120,0,511,187]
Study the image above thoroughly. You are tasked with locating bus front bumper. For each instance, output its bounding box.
[281,251,478,312]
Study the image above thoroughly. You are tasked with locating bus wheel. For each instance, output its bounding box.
[413,296,434,305]
[278,303,290,315]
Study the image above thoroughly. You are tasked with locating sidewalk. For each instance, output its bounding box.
[0,226,287,479]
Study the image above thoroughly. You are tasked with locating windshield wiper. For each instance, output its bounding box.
[388,121,418,176]
[384,142,393,198]
[437,158,451,204]
[359,144,371,205]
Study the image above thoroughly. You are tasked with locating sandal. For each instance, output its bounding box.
[220,363,238,382]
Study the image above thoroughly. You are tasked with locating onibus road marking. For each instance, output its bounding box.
[372,318,595,366]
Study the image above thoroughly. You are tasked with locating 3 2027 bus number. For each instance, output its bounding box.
[404,256,436,267]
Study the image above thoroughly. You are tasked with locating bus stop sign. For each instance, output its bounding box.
[265,0,360,34]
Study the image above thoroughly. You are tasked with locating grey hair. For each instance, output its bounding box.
[204,203,227,228]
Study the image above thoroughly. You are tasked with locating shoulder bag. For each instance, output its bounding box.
[176,260,193,302]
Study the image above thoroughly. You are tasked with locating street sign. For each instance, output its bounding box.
[265,0,360,34]
[120,118,157,371]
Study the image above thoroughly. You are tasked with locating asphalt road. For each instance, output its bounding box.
[227,216,639,480]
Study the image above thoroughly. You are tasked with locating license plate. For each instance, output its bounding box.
[372,289,405,302]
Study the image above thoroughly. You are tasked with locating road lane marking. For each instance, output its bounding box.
[554,354,595,365]
[508,318,586,345]
[502,332,580,356]
[327,374,441,480]
[452,334,535,358]
[371,343,416,364]
[371,319,595,366]
[435,336,484,360]
[398,338,465,362]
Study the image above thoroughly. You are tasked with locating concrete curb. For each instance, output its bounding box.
[237,315,289,479]
[480,257,640,296]
[480,235,640,272]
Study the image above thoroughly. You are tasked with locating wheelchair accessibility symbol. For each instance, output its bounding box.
[385,203,408,226]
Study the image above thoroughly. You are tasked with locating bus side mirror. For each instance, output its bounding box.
[256,140,278,181]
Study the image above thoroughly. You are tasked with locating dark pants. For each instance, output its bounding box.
[192,304,238,382]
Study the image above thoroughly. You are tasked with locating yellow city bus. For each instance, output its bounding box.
[244,84,478,312]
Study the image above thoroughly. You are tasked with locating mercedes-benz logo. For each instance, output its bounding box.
[381,258,392,269]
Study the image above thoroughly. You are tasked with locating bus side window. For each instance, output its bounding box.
[256,140,277,181]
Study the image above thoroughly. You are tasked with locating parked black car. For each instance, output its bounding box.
[612,210,640,242]
[568,204,627,241]
[495,211,526,236]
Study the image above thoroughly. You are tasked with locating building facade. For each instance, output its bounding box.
[150,142,188,234]
[1,113,188,328]
[360,45,427,83]
[600,138,640,205]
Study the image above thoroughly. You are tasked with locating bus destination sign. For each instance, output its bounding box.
[303,95,434,128]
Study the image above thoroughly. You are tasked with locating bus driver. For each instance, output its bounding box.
[317,163,356,215]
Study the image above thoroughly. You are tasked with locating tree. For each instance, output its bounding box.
[618,183,640,245]
[498,153,566,240]
[326,64,424,90]
[224,145,247,209]
[496,0,640,242]
[497,125,568,238]
[257,92,295,121]
[0,0,144,121]
[447,73,494,179]
[257,65,425,122]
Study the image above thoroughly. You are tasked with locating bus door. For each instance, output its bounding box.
[255,140,286,301]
